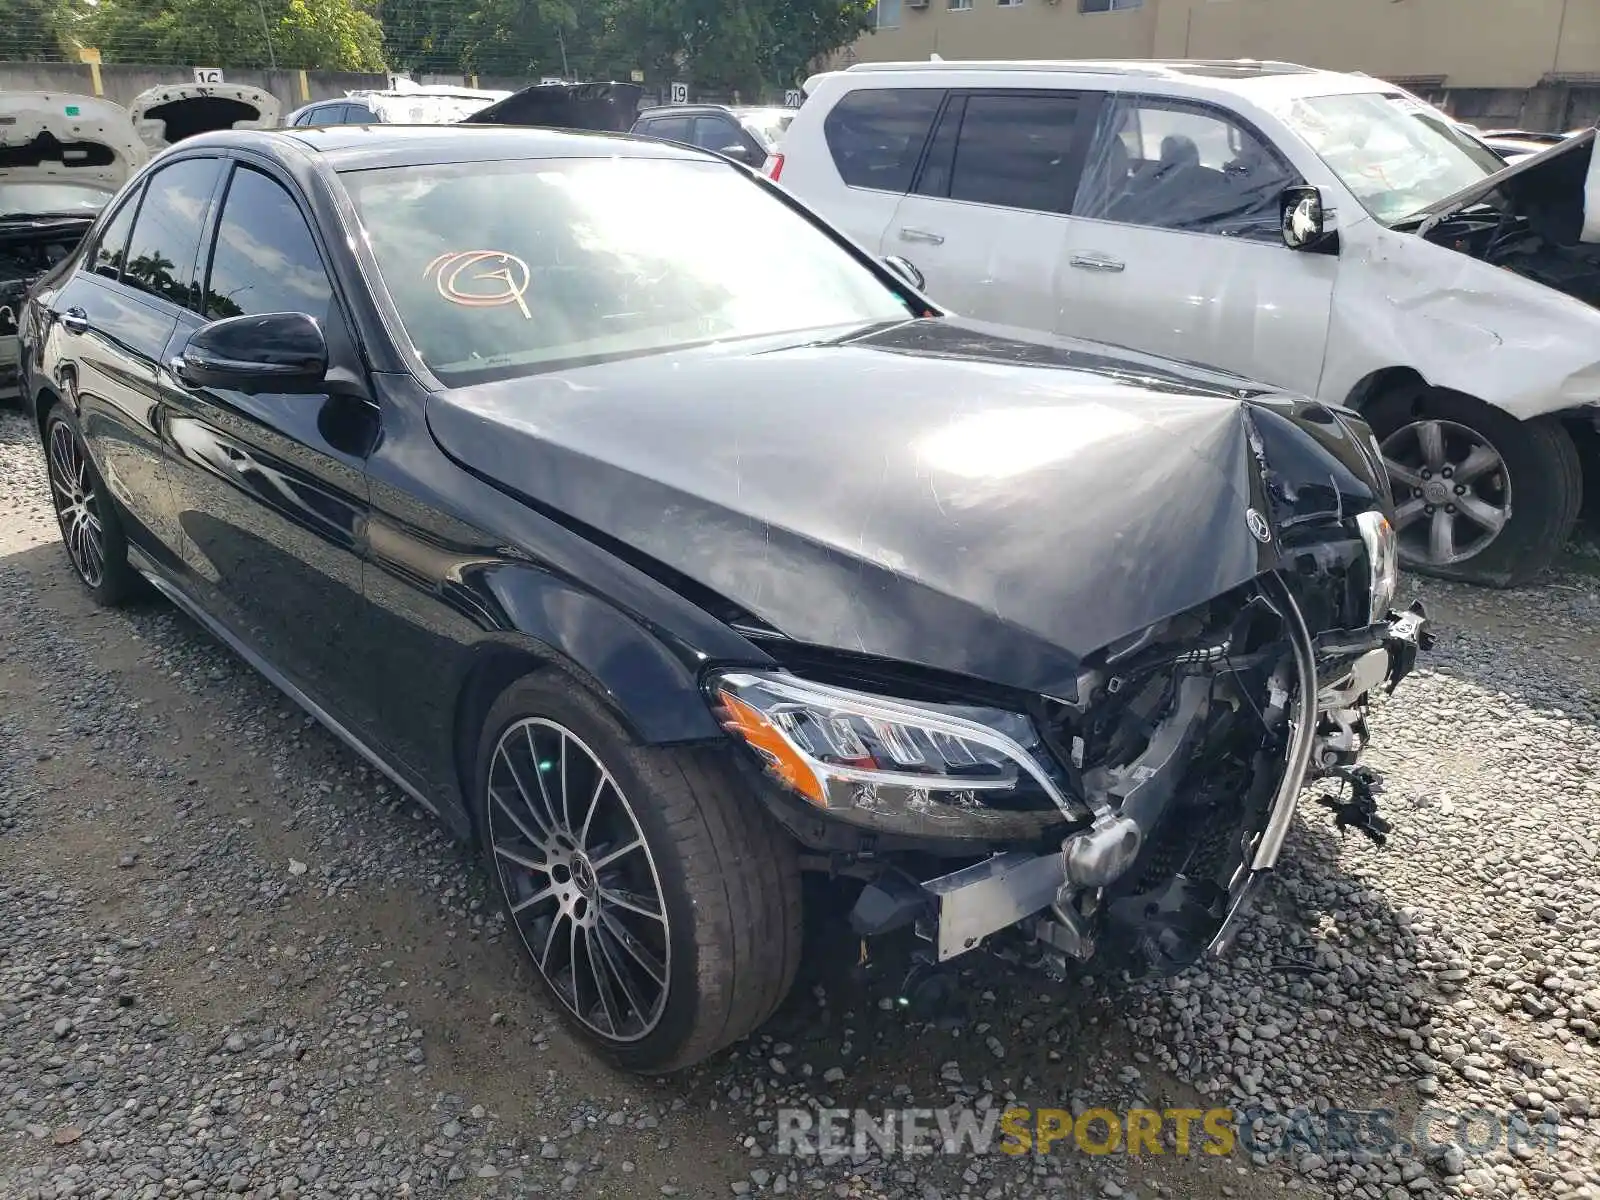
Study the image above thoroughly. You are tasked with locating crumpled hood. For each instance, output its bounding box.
[0,92,145,190]
[129,82,281,151]
[1416,126,1599,243]
[425,320,1382,696]
[462,82,645,132]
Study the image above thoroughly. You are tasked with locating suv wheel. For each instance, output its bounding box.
[474,673,803,1073]
[1367,386,1581,587]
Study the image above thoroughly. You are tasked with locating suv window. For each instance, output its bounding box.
[823,88,943,193]
[121,158,222,309]
[203,166,335,322]
[691,115,743,151]
[938,92,1086,213]
[90,188,141,280]
[1075,96,1296,240]
[640,115,692,141]
[346,104,378,124]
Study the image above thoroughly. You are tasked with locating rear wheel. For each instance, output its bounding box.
[44,405,137,606]
[1366,386,1581,587]
[474,673,803,1073]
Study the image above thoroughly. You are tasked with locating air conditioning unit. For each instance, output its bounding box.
[907,0,930,8]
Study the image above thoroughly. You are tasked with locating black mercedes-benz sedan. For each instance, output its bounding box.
[18,124,1428,1073]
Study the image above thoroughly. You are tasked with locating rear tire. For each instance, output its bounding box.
[474,672,803,1073]
[1365,385,1581,587]
[43,403,138,607]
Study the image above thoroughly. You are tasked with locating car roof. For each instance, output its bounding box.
[820,58,1405,103]
[171,124,713,170]
[636,104,731,117]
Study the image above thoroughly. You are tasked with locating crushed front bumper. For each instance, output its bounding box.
[856,600,1433,971]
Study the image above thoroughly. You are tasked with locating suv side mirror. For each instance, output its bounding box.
[882,254,925,292]
[1281,185,1339,254]
[718,143,762,167]
[174,312,329,394]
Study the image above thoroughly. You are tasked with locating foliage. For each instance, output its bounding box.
[2,0,75,61]
[83,0,386,71]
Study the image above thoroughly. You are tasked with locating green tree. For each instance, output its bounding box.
[85,0,385,70]
[2,0,74,61]
[757,0,873,90]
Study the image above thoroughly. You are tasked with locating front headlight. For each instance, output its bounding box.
[707,670,1079,838]
[1356,508,1398,622]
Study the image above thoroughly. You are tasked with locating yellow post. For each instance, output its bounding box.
[298,69,311,102]
[78,47,103,97]
[469,74,479,89]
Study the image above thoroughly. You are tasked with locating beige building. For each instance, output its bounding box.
[837,0,1600,128]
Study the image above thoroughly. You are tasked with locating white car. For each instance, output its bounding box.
[1,92,146,399]
[775,60,1600,586]
[128,82,282,151]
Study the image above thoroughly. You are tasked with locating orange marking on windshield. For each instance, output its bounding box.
[424,250,532,319]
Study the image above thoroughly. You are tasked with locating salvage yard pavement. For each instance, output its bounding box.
[2,403,1599,1200]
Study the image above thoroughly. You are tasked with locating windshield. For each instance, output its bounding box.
[1277,92,1506,225]
[0,181,115,218]
[343,156,913,386]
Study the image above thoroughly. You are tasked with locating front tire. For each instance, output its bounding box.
[474,673,803,1073]
[43,404,137,606]
[1366,386,1581,587]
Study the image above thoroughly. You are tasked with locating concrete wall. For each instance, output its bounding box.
[0,61,388,113]
[846,0,1600,94]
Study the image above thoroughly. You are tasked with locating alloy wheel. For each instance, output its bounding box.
[47,420,107,589]
[1380,418,1510,567]
[486,718,670,1042]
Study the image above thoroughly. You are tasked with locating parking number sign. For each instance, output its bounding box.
[669,82,689,105]
[192,67,224,84]
[784,89,802,108]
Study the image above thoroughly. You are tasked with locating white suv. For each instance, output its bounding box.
[775,59,1600,587]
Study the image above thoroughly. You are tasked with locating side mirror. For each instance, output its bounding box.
[882,254,925,292]
[174,312,329,394]
[719,143,762,167]
[1281,185,1339,254]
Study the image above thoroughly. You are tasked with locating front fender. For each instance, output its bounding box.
[1323,225,1600,420]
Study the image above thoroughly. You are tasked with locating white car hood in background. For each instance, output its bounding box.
[129,82,282,151]
[356,88,509,124]
[0,92,145,188]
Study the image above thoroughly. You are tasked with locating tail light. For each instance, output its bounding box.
[765,153,785,181]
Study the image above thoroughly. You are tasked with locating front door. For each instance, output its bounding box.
[160,161,380,732]
[1055,94,1336,397]
[883,90,1096,332]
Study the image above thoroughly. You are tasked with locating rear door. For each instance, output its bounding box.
[883,89,1098,329]
[50,156,225,568]
[159,160,380,730]
[798,86,944,253]
[1056,94,1336,395]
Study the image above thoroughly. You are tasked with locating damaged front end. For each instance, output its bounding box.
[708,449,1431,983]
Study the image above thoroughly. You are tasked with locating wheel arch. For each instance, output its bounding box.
[1343,366,1430,415]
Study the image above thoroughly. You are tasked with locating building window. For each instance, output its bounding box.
[949,0,972,10]
[872,0,902,28]
[997,0,1023,6]
[1080,0,1142,11]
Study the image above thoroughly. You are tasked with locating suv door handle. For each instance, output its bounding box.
[59,307,90,334]
[898,227,945,246]
[1069,252,1125,273]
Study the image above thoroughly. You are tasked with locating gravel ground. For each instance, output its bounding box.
[2,403,1599,1200]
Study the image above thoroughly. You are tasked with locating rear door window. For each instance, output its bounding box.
[639,116,692,141]
[691,115,744,152]
[120,157,223,310]
[942,92,1087,213]
[823,88,943,192]
[90,187,142,280]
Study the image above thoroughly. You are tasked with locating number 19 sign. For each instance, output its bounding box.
[669,81,689,105]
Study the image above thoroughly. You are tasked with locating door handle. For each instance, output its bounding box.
[898,227,945,246]
[1069,253,1126,273]
[59,307,90,334]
